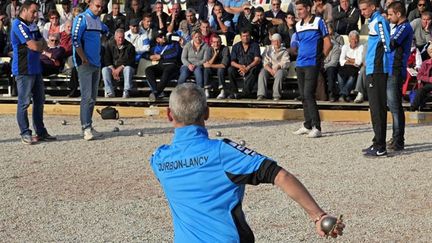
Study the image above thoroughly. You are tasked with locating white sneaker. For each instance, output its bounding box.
[293,126,311,135]
[216,89,226,99]
[306,127,322,138]
[204,88,210,98]
[83,128,103,141]
[354,92,364,103]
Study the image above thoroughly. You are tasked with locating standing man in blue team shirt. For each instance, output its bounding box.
[359,0,391,157]
[386,2,414,152]
[72,0,109,141]
[150,83,345,242]
[11,0,56,145]
[292,0,332,138]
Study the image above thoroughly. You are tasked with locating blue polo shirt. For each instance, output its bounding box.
[388,20,414,78]
[10,17,42,75]
[224,0,248,23]
[295,15,329,67]
[365,11,391,75]
[72,8,109,67]
[150,125,281,243]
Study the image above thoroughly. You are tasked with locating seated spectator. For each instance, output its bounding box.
[177,30,211,88]
[125,0,144,30]
[200,20,214,45]
[59,0,73,25]
[179,8,200,43]
[151,1,169,33]
[333,0,360,35]
[59,20,72,57]
[408,0,429,22]
[0,12,9,57]
[312,0,333,23]
[257,33,290,101]
[139,13,157,45]
[124,0,150,14]
[278,11,296,48]
[198,0,218,21]
[203,34,230,99]
[353,41,368,103]
[411,11,432,60]
[42,10,62,41]
[251,7,272,46]
[41,33,66,76]
[236,3,254,33]
[103,3,126,34]
[167,3,186,34]
[102,29,136,98]
[228,29,261,99]
[223,0,249,26]
[265,0,287,26]
[324,24,342,102]
[125,18,150,62]
[411,44,432,110]
[337,30,363,102]
[209,3,234,44]
[6,0,20,21]
[144,33,181,101]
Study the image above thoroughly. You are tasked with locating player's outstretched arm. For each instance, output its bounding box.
[274,168,345,238]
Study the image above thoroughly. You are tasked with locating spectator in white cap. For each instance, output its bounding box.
[257,33,290,100]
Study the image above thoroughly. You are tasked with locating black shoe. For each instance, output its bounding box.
[35,133,57,142]
[343,95,352,102]
[363,146,387,157]
[361,145,373,153]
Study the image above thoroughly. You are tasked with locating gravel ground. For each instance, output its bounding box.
[0,114,431,242]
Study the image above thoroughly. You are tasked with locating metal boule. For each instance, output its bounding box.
[239,140,246,146]
[118,119,124,125]
[61,120,67,125]
[137,131,143,137]
[216,131,222,137]
[112,127,119,132]
[321,216,337,234]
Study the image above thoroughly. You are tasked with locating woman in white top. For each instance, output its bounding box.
[337,30,363,102]
[42,10,64,41]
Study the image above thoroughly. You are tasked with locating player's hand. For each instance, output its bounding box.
[316,215,345,238]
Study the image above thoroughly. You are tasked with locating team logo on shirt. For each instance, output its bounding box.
[223,139,260,156]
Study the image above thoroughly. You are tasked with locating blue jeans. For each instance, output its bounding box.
[177,65,204,87]
[77,64,100,130]
[16,74,47,136]
[386,75,405,145]
[337,74,355,96]
[102,66,135,94]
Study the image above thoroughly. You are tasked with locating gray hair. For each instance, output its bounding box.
[169,83,207,125]
[348,30,360,39]
[115,28,125,35]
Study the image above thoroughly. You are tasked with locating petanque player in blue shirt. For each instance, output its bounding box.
[150,83,345,242]
[11,0,56,145]
[72,0,109,141]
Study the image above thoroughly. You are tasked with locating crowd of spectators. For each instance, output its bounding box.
[0,0,431,104]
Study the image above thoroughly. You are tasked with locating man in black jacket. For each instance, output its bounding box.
[144,33,181,101]
[102,28,136,98]
[333,0,360,35]
[102,3,126,34]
